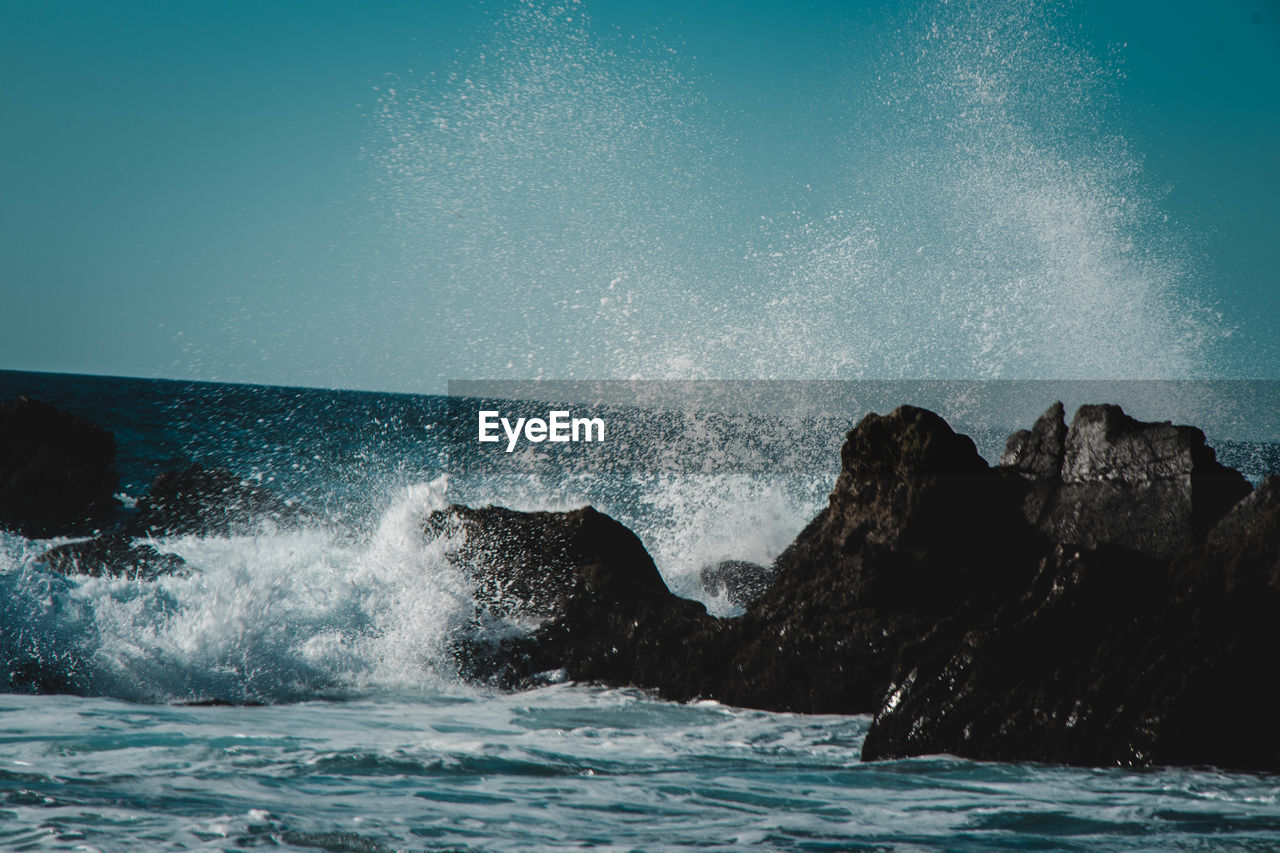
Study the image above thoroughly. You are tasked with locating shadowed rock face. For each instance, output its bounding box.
[0,396,119,538]
[862,404,1275,770]
[432,401,1280,772]
[1001,403,1251,559]
[713,406,1045,714]
[425,504,718,692]
[863,484,1280,770]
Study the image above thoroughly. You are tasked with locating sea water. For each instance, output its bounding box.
[2,371,1280,851]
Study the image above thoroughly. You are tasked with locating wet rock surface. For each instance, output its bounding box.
[0,396,119,538]
[428,504,717,691]
[699,559,774,607]
[2,397,306,582]
[434,401,1280,772]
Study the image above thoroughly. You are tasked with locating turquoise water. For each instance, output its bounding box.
[8,688,1280,852]
[2,372,1280,850]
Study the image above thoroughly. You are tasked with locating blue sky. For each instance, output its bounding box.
[2,0,1277,391]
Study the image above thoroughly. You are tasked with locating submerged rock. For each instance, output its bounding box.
[0,396,119,538]
[128,462,307,537]
[40,533,188,580]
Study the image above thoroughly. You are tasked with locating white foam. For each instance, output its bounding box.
[0,478,482,703]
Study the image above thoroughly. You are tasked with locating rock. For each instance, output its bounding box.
[426,402,1280,773]
[1000,403,1251,559]
[450,406,1045,716]
[863,417,1278,772]
[128,463,306,536]
[1000,400,1067,479]
[863,495,1280,770]
[707,406,1046,714]
[0,396,119,538]
[425,504,717,691]
[862,543,1178,766]
[426,504,674,620]
[1207,475,1280,551]
[39,533,188,580]
[699,559,774,607]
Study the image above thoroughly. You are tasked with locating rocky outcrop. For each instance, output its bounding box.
[127,463,307,537]
[1001,403,1251,559]
[862,484,1280,770]
[0,396,119,538]
[709,406,1045,714]
[861,404,1277,770]
[442,406,1046,715]
[435,401,1280,773]
[426,504,717,692]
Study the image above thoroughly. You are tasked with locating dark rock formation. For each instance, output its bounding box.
[862,406,1276,771]
[444,406,1045,715]
[1001,403,1251,559]
[0,396,119,538]
[699,559,774,607]
[708,406,1045,714]
[435,400,1280,773]
[40,534,188,580]
[128,463,306,537]
[863,493,1280,770]
[425,504,717,690]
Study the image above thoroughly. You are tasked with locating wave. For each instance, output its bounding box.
[368,0,1227,385]
[0,466,826,701]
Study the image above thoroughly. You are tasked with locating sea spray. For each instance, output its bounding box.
[370,0,1224,383]
[0,480,481,703]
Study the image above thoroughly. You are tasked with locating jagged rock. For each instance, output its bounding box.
[0,396,119,538]
[863,492,1280,770]
[1207,475,1280,551]
[1001,400,1067,479]
[699,559,774,607]
[863,412,1277,771]
[707,406,1045,714]
[427,402,1280,772]
[1000,403,1251,559]
[128,463,306,536]
[453,406,1045,715]
[39,534,188,580]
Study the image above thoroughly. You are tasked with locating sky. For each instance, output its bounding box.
[2,0,1278,392]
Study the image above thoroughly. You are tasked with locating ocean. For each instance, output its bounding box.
[3,370,1280,851]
